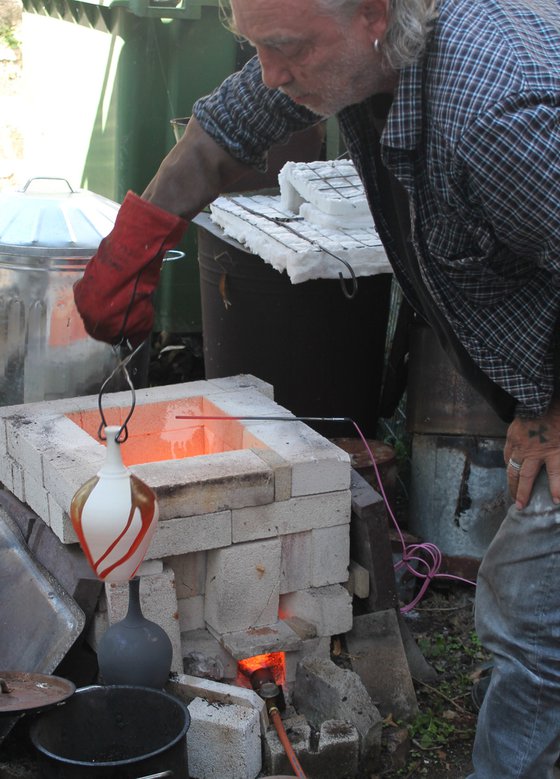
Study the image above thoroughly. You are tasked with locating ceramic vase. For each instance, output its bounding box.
[97,576,173,689]
[70,425,159,582]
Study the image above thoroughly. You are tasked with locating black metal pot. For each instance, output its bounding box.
[29,685,190,778]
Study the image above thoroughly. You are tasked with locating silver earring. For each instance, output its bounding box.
[374,38,381,53]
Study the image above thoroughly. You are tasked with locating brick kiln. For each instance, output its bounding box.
[0,374,353,699]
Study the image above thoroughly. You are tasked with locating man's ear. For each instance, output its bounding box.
[356,0,390,42]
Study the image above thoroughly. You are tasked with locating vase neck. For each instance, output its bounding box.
[126,577,145,623]
[99,426,128,478]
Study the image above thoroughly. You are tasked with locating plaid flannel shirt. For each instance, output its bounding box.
[194,0,560,419]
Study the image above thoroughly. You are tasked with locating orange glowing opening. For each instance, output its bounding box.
[67,396,267,467]
[237,652,286,689]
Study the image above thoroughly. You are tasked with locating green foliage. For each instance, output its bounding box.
[408,708,456,750]
[0,24,20,50]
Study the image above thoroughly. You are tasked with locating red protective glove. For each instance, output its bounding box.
[74,191,188,345]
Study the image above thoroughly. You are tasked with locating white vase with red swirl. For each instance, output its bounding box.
[70,426,158,582]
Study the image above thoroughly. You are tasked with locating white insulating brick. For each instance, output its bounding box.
[236,417,352,496]
[11,461,24,503]
[213,409,351,496]
[0,415,7,453]
[205,538,281,634]
[136,558,164,575]
[14,412,103,489]
[5,413,51,483]
[252,447,292,502]
[280,531,312,594]
[187,697,262,779]
[232,490,351,544]
[0,452,15,492]
[168,551,207,598]
[168,673,268,731]
[346,560,370,599]
[145,511,231,560]
[47,495,77,544]
[205,374,274,400]
[42,448,105,515]
[22,470,49,525]
[105,567,183,674]
[291,455,351,497]
[280,585,353,637]
[134,449,274,521]
[311,524,350,587]
[217,618,303,659]
[178,595,205,632]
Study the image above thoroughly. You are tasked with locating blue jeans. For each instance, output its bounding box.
[468,469,560,778]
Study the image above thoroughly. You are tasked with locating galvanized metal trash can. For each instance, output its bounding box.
[0,178,128,405]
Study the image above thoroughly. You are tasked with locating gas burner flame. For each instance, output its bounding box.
[237,652,286,688]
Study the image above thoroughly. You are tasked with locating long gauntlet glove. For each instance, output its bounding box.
[74,191,188,345]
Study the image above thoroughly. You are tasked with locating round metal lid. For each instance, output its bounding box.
[0,671,75,716]
[0,177,119,258]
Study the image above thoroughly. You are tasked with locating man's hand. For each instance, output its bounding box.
[504,399,560,508]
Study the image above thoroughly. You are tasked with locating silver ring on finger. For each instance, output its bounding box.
[508,458,522,472]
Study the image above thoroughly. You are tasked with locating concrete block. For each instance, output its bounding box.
[279,585,353,637]
[187,697,262,779]
[178,595,205,632]
[146,511,231,559]
[232,490,351,544]
[283,636,331,687]
[315,720,360,778]
[168,550,207,598]
[263,714,311,777]
[181,628,238,682]
[280,531,312,594]
[205,538,281,633]
[311,524,350,587]
[105,567,182,675]
[346,609,418,721]
[263,714,360,779]
[293,657,382,773]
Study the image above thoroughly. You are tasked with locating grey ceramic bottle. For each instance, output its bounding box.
[97,576,173,689]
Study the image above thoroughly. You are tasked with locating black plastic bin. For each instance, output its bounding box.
[195,214,392,438]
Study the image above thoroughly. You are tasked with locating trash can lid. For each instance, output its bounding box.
[0,177,119,259]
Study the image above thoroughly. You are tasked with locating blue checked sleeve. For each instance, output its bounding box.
[193,56,321,171]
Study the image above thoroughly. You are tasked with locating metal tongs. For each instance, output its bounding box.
[97,340,145,443]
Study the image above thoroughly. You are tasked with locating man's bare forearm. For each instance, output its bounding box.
[142,115,253,220]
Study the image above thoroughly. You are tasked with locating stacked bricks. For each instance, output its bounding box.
[0,374,352,690]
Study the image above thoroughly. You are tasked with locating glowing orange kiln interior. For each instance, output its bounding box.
[66,396,267,468]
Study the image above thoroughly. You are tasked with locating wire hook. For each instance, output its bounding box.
[97,341,144,443]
